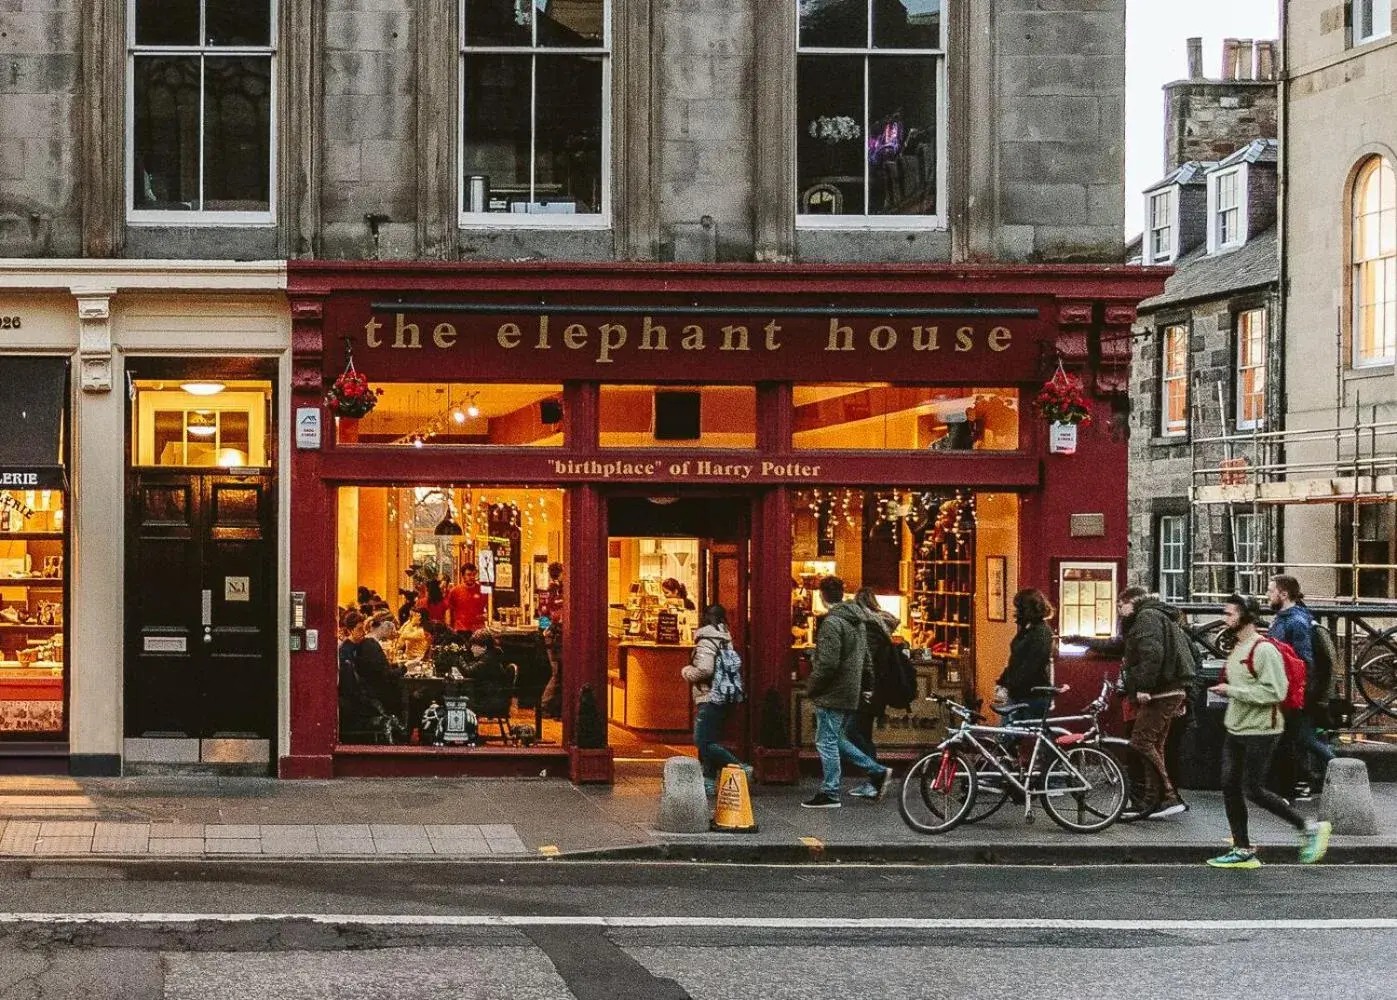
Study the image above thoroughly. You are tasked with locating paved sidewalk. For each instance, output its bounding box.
[0,771,1394,862]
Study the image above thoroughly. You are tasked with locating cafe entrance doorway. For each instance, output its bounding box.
[605,495,750,763]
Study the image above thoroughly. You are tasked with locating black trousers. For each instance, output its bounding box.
[1221,733,1306,850]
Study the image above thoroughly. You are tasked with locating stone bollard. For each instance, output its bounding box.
[657,756,710,834]
[1319,757,1379,835]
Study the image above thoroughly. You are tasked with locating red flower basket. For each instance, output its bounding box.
[1035,365,1093,427]
[325,358,382,419]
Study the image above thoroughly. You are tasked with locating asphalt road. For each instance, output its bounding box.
[0,860,1390,999]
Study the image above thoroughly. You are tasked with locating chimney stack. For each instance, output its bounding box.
[1256,40,1277,81]
[1222,38,1239,80]
[1187,37,1204,79]
[1236,39,1256,80]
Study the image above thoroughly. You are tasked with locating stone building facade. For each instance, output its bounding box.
[1281,0,1397,601]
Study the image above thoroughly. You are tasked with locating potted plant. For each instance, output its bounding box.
[1035,363,1093,455]
[754,688,800,785]
[325,351,382,420]
[568,684,614,784]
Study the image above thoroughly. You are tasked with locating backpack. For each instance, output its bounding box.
[1241,636,1307,713]
[1310,623,1338,709]
[707,638,746,705]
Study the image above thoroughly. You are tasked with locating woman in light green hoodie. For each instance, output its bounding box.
[1206,595,1330,869]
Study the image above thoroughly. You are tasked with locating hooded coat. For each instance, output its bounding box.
[808,601,873,711]
[1121,597,1194,697]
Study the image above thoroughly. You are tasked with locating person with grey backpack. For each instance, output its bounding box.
[681,604,752,796]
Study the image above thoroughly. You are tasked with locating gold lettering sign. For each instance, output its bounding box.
[364,314,1017,367]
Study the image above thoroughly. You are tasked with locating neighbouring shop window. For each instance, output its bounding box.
[460,0,609,222]
[1352,156,1397,367]
[1233,512,1263,597]
[1236,309,1267,431]
[1160,326,1189,437]
[1058,562,1117,639]
[790,488,1012,750]
[1157,515,1187,603]
[598,385,756,449]
[792,385,1018,451]
[336,485,566,748]
[130,0,275,221]
[1355,0,1393,43]
[796,0,944,221]
[336,383,565,447]
[130,379,274,468]
[1147,189,1174,263]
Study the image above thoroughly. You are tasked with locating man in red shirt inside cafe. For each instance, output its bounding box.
[447,562,489,633]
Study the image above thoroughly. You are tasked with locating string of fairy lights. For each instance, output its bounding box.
[793,487,976,551]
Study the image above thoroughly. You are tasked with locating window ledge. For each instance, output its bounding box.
[1345,363,1396,380]
[1149,434,1190,448]
[797,218,949,232]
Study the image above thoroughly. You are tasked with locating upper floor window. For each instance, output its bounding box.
[1208,167,1245,253]
[459,0,609,226]
[1233,511,1263,597]
[796,0,945,226]
[1236,308,1267,430]
[1355,0,1393,44]
[1353,156,1397,367]
[1147,189,1175,263]
[1160,325,1189,437]
[1157,514,1187,603]
[129,0,276,224]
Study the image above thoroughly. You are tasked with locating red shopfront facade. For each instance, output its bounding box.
[283,262,1166,780]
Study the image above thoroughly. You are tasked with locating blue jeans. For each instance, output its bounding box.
[814,707,887,796]
[694,701,742,781]
[1296,712,1336,778]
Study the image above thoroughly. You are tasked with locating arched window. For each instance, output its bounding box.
[1353,156,1397,367]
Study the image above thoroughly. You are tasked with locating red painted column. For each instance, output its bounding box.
[751,485,795,747]
[281,294,336,778]
[563,483,606,749]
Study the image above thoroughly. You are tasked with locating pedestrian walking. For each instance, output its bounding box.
[1206,594,1331,869]
[801,577,893,808]
[847,587,898,799]
[681,604,752,796]
[1267,574,1336,799]
[1116,588,1195,819]
[994,589,1056,724]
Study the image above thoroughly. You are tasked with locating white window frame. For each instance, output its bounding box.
[1355,0,1393,44]
[1157,515,1188,603]
[1146,188,1176,264]
[1207,166,1247,253]
[1352,156,1397,368]
[126,0,278,227]
[1233,512,1263,597]
[1236,308,1268,431]
[795,2,948,231]
[1160,324,1189,437]
[457,1,612,230]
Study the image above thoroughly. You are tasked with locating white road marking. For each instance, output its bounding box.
[0,913,1393,932]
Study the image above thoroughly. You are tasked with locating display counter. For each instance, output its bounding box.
[607,638,694,735]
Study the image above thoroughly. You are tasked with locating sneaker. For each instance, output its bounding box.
[801,792,841,809]
[1299,820,1332,865]
[1149,801,1189,820]
[872,768,894,801]
[849,783,878,799]
[1293,783,1314,802]
[1207,848,1261,869]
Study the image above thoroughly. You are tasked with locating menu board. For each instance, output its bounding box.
[655,609,680,645]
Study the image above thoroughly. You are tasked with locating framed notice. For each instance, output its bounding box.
[986,555,1007,622]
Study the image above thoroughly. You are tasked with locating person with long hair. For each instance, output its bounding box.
[848,586,898,799]
[680,604,751,794]
[996,589,1056,724]
[416,578,449,624]
[1206,595,1330,869]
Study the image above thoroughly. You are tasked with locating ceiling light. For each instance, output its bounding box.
[412,435,424,449]
[181,381,226,397]
[186,411,218,437]
[467,396,480,419]
[453,408,467,424]
[434,505,464,536]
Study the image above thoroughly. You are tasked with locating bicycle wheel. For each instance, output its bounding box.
[1103,739,1164,820]
[899,748,977,834]
[961,744,1015,823]
[1040,745,1126,833]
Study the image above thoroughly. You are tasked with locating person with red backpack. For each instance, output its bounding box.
[1206,594,1330,869]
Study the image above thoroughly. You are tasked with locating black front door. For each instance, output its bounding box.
[125,470,275,740]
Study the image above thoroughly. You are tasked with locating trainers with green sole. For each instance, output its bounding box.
[1299,821,1332,865]
[1207,848,1262,869]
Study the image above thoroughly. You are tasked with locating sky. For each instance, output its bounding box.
[1124,0,1280,235]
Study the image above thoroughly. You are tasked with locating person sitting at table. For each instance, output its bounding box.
[416,578,449,624]
[356,611,406,715]
[463,629,514,722]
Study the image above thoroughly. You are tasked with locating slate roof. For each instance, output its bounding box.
[1143,161,1213,194]
[1138,224,1278,312]
[1216,138,1279,169]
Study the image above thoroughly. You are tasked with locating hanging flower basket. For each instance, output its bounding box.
[325,357,382,419]
[1036,364,1092,455]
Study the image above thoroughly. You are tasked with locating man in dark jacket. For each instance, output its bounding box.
[1119,590,1195,818]
[1267,574,1335,797]
[802,577,892,809]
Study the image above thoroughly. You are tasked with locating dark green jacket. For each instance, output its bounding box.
[808,601,872,710]
[1122,598,1193,696]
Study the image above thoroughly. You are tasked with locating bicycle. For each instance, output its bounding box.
[898,684,1127,835]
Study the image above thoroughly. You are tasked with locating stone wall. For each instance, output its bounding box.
[1165,80,1277,173]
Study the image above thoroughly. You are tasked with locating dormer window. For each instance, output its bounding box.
[1208,167,1247,253]
[1355,0,1392,44]
[1147,189,1175,263]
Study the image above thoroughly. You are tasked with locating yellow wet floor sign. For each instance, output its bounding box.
[711,763,758,833]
